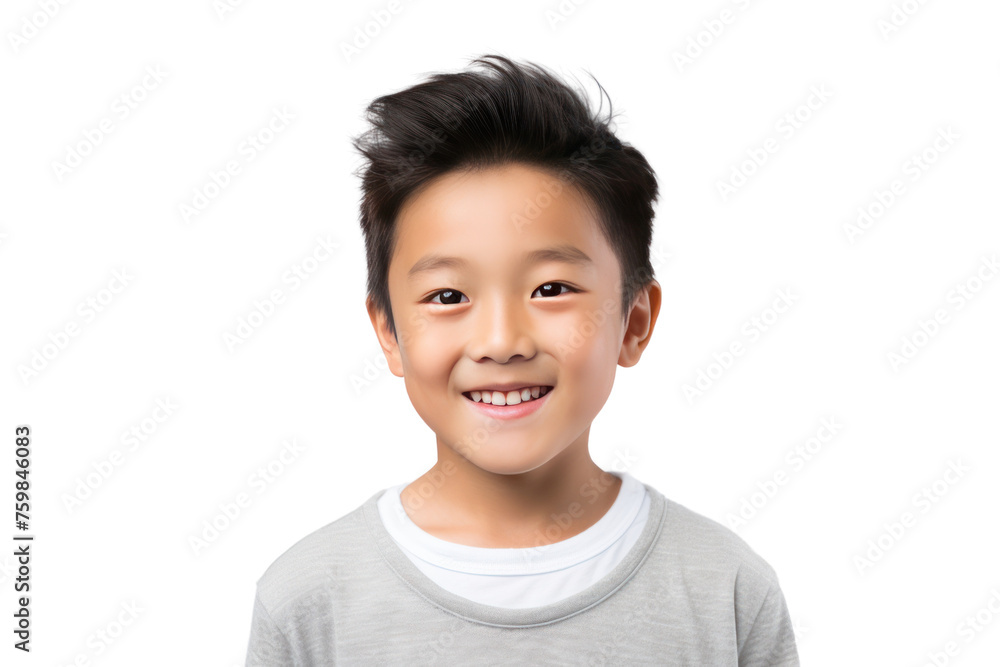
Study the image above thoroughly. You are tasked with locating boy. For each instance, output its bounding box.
[245,54,799,665]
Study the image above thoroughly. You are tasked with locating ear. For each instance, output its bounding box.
[619,279,661,368]
[366,296,405,378]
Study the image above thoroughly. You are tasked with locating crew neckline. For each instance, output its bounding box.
[362,480,667,627]
[378,472,646,575]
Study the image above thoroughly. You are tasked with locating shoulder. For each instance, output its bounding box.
[253,489,382,619]
[652,492,797,651]
[655,491,781,592]
[649,490,799,664]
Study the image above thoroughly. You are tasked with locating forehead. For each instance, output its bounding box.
[390,164,614,277]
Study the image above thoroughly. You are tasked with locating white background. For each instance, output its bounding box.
[2,0,999,665]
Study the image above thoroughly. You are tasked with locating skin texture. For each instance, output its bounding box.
[367,163,661,548]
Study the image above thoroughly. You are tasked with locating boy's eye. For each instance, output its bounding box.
[429,289,468,305]
[426,282,576,305]
[531,282,573,298]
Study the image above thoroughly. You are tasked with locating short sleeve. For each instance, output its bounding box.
[245,589,295,667]
[738,582,800,667]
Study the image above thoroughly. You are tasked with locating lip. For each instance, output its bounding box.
[463,387,552,420]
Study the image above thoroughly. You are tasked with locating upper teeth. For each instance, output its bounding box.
[467,386,550,405]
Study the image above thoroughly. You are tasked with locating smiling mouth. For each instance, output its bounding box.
[462,386,553,406]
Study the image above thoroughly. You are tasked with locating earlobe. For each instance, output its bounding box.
[366,297,405,377]
[619,280,661,368]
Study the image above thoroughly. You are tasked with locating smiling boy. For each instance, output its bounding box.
[245,55,799,665]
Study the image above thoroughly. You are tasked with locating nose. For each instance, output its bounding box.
[467,293,536,364]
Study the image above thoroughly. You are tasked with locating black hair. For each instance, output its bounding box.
[351,53,659,340]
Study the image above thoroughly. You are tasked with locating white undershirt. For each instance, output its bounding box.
[377,472,650,609]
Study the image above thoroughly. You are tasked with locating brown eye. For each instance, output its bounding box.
[429,289,468,305]
[532,282,573,298]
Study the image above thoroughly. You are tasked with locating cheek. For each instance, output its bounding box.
[399,318,450,375]
[399,328,457,413]
[556,322,620,412]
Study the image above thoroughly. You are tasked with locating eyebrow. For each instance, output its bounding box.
[407,244,594,279]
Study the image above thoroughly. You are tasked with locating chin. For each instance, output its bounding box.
[461,447,560,476]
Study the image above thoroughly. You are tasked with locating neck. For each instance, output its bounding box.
[400,435,623,549]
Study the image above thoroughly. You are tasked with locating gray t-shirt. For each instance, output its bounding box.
[245,482,800,665]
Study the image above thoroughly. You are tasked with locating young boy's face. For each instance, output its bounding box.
[368,163,659,476]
